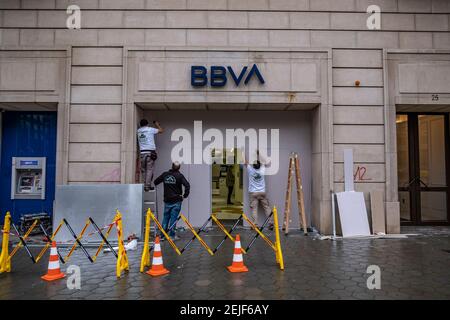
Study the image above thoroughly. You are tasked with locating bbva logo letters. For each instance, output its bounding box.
[191,64,265,87]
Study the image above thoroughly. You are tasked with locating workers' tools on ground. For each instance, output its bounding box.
[283,152,308,235]
[41,241,65,282]
[146,236,169,277]
[227,234,248,273]
[180,214,214,255]
[242,206,284,270]
[20,212,51,236]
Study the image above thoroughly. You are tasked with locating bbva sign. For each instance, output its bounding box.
[191,64,265,87]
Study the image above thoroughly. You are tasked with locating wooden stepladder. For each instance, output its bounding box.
[283,152,308,235]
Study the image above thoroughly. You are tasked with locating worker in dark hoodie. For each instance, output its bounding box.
[154,161,190,240]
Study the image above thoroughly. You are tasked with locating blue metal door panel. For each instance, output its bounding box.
[0,112,57,223]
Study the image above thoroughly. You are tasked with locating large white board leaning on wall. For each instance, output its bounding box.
[336,148,371,237]
[336,191,371,237]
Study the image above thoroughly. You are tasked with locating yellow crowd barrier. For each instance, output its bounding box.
[140,208,152,273]
[1,212,39,273]
[241,206,284,270]
[2,206,283,276]
[211,213,247,254]
[0,210,129,277]
[115,210,129,278]
[140,206,284,271]
[146,208,182,255]
[0,212,12,273]
[180,214,214,256]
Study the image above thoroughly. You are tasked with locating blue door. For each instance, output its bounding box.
[0,112,57,223]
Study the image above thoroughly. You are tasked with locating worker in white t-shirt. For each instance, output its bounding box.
[245,153,273,229]
[137,119,164,191]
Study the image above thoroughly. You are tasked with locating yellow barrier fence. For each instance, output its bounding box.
[115,210,129,278]
[147,208,182,256]
[241,206,284,270]
[0,212,11,273]
[180,214,214,256]
[139,206,284,271]
[140,209,151,273]
[211,214,247,254]
[1,210,129,276]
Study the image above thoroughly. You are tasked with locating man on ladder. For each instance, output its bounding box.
[137,119,164,191]
[244,151,273,230]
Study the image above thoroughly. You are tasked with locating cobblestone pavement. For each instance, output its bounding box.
[0,227,449,300]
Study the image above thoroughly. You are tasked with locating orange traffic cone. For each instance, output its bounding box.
[146,236,170,277]
[41,241,65,281]
[227,234,248,273]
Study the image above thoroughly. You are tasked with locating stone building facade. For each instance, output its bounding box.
[0,0,449,233]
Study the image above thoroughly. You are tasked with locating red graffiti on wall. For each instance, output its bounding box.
[99,168,121,182]
[354,166,372,181]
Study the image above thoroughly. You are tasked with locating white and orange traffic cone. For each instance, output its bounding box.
[227,234,248,273]
[146,236,170,277]
[41,241,65,281]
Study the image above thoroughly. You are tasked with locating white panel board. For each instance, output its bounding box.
[54,184,144,243]
[343,148,354,191]
[336,191,371,237]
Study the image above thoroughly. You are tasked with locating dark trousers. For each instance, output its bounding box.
[161,201,182,237]
[227,186,234,204]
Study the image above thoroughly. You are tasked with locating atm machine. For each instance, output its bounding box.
[11,157,46,200]
[9,157,52,233]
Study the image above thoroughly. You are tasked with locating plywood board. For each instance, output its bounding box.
[370,190,386,234]
[336,191,371,237]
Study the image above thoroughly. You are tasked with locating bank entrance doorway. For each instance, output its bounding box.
[397,113,450,225]
[0,111,57,223]
[211,148,243,222]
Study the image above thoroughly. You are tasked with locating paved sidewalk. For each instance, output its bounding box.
[0,227,449,300]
